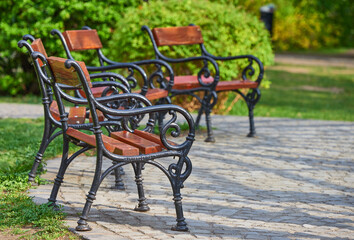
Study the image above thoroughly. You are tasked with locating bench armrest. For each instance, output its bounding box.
[93,96,195,151]
[104,58,175,93]
[202,46,264,84]
[90,72,131,90]
[157,55,220,88]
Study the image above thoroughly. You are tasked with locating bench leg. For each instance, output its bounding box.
[133,163,150,212]
[48,138,70,209]
[28,120,53,182]
[170,155,192,231]
[195,104,204,128]
[112,161,125,190]
[204,107,215,142]
[245,89,261,137]
[76,152,104,231]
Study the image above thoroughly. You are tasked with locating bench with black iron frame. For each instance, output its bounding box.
[30,51,195,232]
[142,24,264,141]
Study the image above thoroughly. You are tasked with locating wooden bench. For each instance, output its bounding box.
[19,36,130,184]
[142,25,264,141]
[51,27,173,104]
[27,50,195,232]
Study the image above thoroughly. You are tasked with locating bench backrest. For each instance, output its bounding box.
[47,56,93,88]
[152,26,204,46]
[62,30,103,51]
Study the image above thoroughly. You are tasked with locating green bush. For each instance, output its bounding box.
[107,0,273,83]
[0,0,273,96]
[213,0,354,51]
[0,0,139,95]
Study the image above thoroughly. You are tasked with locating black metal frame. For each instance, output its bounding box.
[28,50,195,231]
[142,24,264,140]
[18,36,129,185]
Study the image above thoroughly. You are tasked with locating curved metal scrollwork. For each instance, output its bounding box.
[126,68,138,89]
[242,58,256,81]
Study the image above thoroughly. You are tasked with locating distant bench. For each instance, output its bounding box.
[143,25,264,142]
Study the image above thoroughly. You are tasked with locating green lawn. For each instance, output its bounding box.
[226,64,354,121]
[0,118,79,239]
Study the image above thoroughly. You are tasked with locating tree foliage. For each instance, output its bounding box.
[107,0,273,83]
[214,0,354,50]
[0,0,139,95]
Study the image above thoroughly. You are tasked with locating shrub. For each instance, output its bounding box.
[107,0,274,83]
[213,0,354,51]
[0,0,139,95]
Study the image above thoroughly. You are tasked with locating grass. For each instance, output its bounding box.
[225,64,354,121]
[278,47,353,55]
[0,118,80,239]
[0,94,42,104]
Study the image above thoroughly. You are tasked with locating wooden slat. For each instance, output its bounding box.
[111,131,162,154]
[133,130,176,148]
[133,88,169,101]
[171,75,259,90]
[172,75,214,90]
[67,106,87,124]
[47,56,92,88]
[89,110,105,123]
[66,128,139,156]
[152,26,203,46]
[49,101,60,121]
[31,38,48,66]
[79,86,114,98]
[215,80,259,91]
[62,30,103,51]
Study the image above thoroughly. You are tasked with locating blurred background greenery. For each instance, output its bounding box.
[1,0,352,96]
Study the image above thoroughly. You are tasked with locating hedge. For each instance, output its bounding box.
[107,0,273,83]
[0,0,273,96]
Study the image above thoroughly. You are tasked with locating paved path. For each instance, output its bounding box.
[28,115,354,240]
[0,103,43,119]
[275,53,354,68]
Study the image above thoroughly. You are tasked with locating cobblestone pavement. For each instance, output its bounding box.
[28,115,354,239]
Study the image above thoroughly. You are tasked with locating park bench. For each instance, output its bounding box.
[142,25,264,141]
[19,36,131,188]
[50,27,174,107]
[26,50,195,231]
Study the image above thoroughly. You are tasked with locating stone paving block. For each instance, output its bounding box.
[27,116,354,239]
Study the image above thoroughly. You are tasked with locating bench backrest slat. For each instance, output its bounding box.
[31,38,48,66]
[62,30,103,51]
[152,26,204,46]
[47,56,92,88]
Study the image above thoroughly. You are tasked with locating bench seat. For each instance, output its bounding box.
[171,75,259,91]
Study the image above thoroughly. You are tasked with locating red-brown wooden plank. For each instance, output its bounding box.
[89,110,105,123]
[133,130,176,148]
[67,106,87,124]
[111,131,162,154]
[79,86,114,98]
[31,38,48,66]
[152,26,204,46]
[49,101,60,121]
[215,80,258,91]
[172,75,213,90]
[171,75,259,90]
[47,56,93,88]
[133,88,169,101]
[66,128,139,156]
[62,30,103,51]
